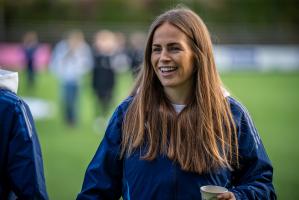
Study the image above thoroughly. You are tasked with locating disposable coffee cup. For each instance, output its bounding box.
[200,185,228,200]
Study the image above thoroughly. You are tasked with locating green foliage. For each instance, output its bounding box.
[3,0,298,24]
[18,70,299,199]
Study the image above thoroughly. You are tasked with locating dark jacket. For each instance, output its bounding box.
[92,52,115,99]
[0,87,48,200]
[77,96,276,200]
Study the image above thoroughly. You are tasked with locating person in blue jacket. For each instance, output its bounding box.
[0,69,48,200]
[77,7,276,200]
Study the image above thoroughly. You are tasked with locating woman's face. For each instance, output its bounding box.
[151,22,195,93]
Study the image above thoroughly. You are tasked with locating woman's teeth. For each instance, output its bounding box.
[159,66,177,73]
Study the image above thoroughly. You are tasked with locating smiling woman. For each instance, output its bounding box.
[77,6,276,200]
[151,22,194,104]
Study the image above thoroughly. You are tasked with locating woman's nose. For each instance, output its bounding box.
[160,49,171,62]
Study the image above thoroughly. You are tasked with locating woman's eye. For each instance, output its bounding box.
[152,47,161,52]
[170,47,180,51]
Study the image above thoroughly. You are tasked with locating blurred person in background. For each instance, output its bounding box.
[0,69,48,200]
[50,30,93,126]
[77,7,276,200]
[127,31,146,76]
[91,30,116,118]
[110,32,131,73]
[22,31,39,88]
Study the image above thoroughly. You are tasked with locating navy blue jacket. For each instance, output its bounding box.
[77,96,276,200]
[0,89,48,200]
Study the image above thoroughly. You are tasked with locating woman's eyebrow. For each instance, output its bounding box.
[168,43,184,48]
[152,44,161,47]
[168,42,180,46]
[152,43,182,48]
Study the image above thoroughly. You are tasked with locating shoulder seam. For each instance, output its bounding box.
[227,96,250,116]
[0,89,22,104]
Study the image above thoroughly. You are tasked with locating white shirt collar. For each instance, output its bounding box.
[171,87,230,114]
[172,103,186,113]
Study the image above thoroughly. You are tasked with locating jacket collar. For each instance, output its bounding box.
[0,69,18,93]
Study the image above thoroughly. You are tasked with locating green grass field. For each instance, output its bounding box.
[17,70,299,200]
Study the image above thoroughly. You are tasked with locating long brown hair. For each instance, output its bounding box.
[121,7,238,173]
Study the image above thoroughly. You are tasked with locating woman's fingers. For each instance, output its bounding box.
[217,192,236,200]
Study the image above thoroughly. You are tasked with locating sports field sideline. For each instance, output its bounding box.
[17,70,299,200]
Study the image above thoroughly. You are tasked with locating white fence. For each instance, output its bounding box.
[214,45,299,71]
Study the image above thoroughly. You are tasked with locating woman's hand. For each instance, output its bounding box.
[217,192,236,200]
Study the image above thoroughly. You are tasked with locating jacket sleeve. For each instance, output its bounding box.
[8,100,48,200]
[77,105,124,200]
[230,105,276,200]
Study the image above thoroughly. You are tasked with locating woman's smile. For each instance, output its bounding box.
[159,65,178,76]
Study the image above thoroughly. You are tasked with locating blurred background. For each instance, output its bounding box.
[0,0,298,199]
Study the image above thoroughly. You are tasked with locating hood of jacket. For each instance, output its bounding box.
[0,69,18,93]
